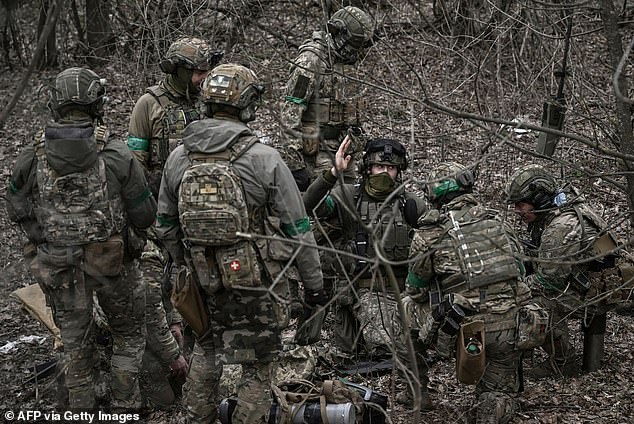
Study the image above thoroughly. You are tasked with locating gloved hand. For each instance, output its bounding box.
[304,288,329,308]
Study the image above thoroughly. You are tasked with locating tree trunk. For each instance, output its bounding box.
[36,0,57,69]
[599,0,634,228]
[85,0,114,65]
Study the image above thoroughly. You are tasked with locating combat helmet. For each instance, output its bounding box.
[505,164,558,210]
[362,138,408,174]
[160,37,223,74]
[48,67,107,120]
[201,63,265,122]
[327,6,375,64]
[426,161,475,203]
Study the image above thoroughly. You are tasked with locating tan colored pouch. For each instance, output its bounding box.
[171,266,210,337]
[83,234,124,277]
[456,320,486,385]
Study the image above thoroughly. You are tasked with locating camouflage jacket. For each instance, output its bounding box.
[156,117,324,292]
[526,201,601,293]
[407,194,525,313]
[7,121,156,247]
[279,31,366,170]
[128,76,202,198]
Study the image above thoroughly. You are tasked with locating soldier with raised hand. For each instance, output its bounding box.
[6,67,156,410]
[506,164,622,379]
[156,63,326,424]
[127,36,222,407]
[279,6,376,190]
[402,162,531,421]
[303,136,427,361]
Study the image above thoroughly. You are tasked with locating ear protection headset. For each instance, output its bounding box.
[524,177,556,210]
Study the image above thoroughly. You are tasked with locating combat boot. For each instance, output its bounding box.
[475,392,517,424]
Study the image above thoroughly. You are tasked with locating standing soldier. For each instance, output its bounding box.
[156,64,327,424]
[6,67,157,409]
[127,37,223,406]
[279,6,376,190]
[303,137,427,359]
[505,164,622,378]
[403,162,531,421]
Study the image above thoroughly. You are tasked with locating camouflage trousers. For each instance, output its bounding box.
[335,288,403,357]
[402,297,521,423]
[139,250,183,409]
[184,339,275,424]
[33,259,146,410]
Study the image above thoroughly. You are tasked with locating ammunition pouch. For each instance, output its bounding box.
[515,303,549,351]
[31,244,83,289]
[456,320,486,385]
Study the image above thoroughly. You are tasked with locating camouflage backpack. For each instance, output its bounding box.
[178,135,262,290]
[442,208,522,290]
[35,125,126,246]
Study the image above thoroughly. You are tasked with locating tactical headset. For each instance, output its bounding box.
[159,50,224,74]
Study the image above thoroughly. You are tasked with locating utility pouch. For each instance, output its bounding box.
[301,123,321,156]
[515,303,549,351]
[83,234,124,277]
[171,266,210,337]
[456,320,486,385]
[216,241,262,289]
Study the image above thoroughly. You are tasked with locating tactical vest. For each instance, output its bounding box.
[298,41,365,135]
[146,85,201,167]
[34,125,126,246]
[433,208,521,291]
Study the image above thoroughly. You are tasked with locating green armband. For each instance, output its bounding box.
[284,96,307,106]
[128,187,153,209]
[127,136,150,151]
[406,271,428,289]
[281,216,311,236]
[156,214,179,227]
[324,195,335,216]
[9,179,18,194]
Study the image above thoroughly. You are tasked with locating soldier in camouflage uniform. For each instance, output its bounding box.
[128,37,222,406]
[506,164,622,378]
[156,64,327,424]
[403,162,531,421]
[279,6,375,190]
[6,68,157,410]
[303,136,426,358]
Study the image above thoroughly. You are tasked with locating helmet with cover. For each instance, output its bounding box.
[426,161,475,203]
[362,138,408,174]
[505,164,558,210]
[160,37,223,73]
[201,63,265,123]
[48,67,107,120]
[327,6,375,64]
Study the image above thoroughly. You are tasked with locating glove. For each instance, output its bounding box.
[403,198,420,228]
[292,168,311,192]
[304,288,329,308]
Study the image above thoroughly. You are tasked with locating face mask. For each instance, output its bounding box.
[365,172,396,199]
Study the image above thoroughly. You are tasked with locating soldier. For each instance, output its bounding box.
[156,63,327,424]
[303,136,427,359]
[6,67,157,409]
[279,5,376,190]
[506,164,622,378]
[403,162,532,420]
[128,37,222,406]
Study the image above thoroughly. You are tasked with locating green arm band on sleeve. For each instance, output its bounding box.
[533,273,563,291]
[127,136,150,151]
[9,179,18,194]
[128,187,152,209]
[406,271,428,289]
[281,216,311,236]
[323,169,337,185]
[284,96,307,106]
[156,214,179,227]
[324,195,335,216]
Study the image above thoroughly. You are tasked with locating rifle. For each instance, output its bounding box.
[537,15,573,157]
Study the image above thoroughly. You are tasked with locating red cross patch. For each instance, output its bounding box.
[229,260,241,272]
